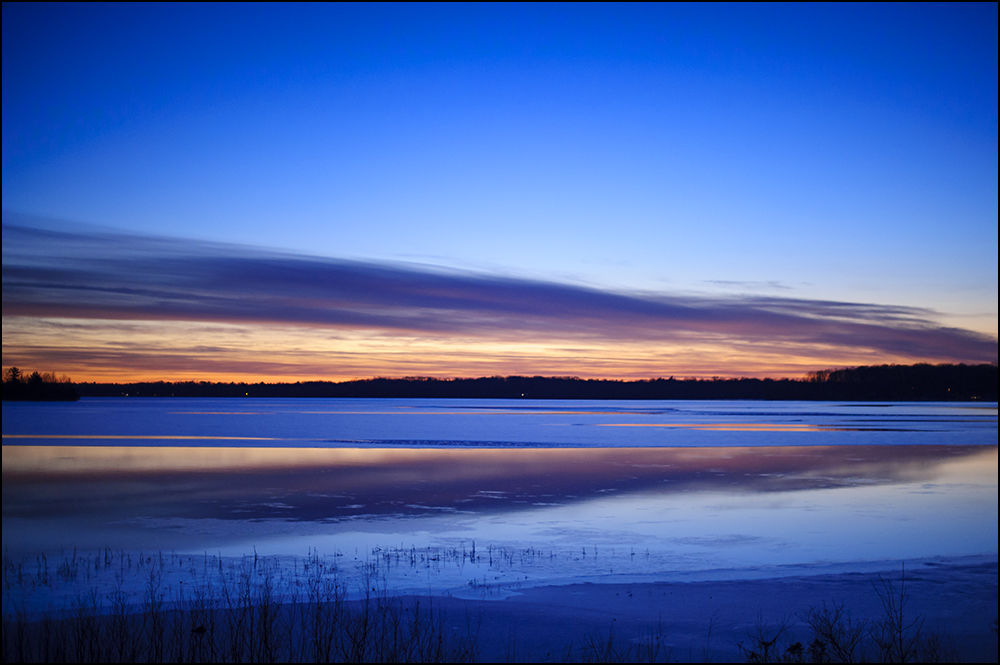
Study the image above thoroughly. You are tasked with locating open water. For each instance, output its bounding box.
[2,398,997,605]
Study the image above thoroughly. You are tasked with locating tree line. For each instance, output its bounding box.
[2,367,79,401]
[47,363,998,401]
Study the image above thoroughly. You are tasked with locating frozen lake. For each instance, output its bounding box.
[3,398,997,607]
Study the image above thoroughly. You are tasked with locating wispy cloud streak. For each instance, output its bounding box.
[3,223,996,364]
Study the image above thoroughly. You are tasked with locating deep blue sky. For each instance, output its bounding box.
[2,3,997,379]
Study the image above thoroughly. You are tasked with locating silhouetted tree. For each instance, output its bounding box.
[2,367,79,401]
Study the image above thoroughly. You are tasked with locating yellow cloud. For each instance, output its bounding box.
[3,315,925,382]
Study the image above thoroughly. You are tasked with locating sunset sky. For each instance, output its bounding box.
[3,3,997,382]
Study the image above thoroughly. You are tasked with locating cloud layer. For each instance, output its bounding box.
[3,222,997,370]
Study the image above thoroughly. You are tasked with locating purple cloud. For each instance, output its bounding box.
[3,223,996,364]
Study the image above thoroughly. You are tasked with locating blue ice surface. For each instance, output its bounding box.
[3,397,997,448]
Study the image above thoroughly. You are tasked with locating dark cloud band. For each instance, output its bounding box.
[3,223,996,363]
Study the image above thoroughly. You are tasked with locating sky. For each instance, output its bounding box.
[2,3,997,382]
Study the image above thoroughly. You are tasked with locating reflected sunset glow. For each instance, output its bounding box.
[600,423,841,432]
[3,398,996,603]
[3,442,990,498]
[3,442,995,569]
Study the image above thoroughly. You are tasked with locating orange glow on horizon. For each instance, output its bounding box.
[1,315,961,383]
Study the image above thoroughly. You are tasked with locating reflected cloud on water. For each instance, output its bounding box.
[3,399,996,586]
[3,443,994,525]
[3,446,983,521]
[2,442,996,598]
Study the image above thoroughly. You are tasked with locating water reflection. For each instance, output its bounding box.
[4,399,996,601]
[3,444,992,524]
[3,444,996,588]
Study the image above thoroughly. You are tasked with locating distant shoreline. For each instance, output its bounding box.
[67,363,998,401]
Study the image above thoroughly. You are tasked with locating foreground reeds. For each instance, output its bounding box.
[2,549,993,662]
[3,548,479,663]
